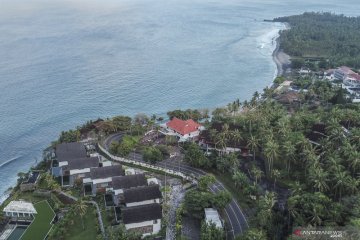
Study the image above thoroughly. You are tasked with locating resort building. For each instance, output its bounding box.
[162,117,204,142]
[53,156,100,186]
[334,66,355,81]
[122,203,162,237]
[204,208,223,228]
[108,174,148,205]
[83,165,125,195]
[123,185,162,207]
[344,73,360,88]
[3,201,37,219]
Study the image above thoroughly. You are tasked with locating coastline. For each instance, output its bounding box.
[272,37,291,77]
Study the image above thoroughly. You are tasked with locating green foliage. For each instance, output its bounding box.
[236,228,267,240]
[107,225,141,240]
[167,109,206,121]
[143,146,164,164]
[274,12,360,68]
[198,175,216,191]
[59,129,80,143]
[112,116,132,132]
[273,76,286,85]
[110,135,139,157]
[184,143,210,168]
[183,177,231,219]
[200,222,225,240]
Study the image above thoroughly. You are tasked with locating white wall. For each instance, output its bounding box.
[125,219,161,237]
[126,198,160,207]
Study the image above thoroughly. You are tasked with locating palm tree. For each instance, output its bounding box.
[282,140,296,173]
[348,151,360,175]
[232,171,247,189]
[251,166,263,185]
[231,129,242,147]
[263,139,279,175]
[308,205,322,226]
[272,169,280,190]
[247,135,259,161]
[346,177,359,195]
[215,133,227,154]
[74,199,88,230]
[333,170,350,200]
[309,167,329,193]
[261,191,277,216]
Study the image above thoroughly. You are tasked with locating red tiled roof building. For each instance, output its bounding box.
[165,117,203,140]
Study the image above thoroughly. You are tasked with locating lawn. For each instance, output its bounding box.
[22,200,55,240]
[65,206,98,240]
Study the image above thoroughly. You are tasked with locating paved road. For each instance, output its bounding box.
[103,133,249,239]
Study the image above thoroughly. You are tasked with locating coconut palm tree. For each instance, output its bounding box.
[251,166,263,185]
[247,135,259,161]
[309,166,329,193]
[263,139,279,175]
[333,170,350,200]
[231,129,242,147]
[272,169,280,190]
[282,140,296,173]
[74,199,88,230]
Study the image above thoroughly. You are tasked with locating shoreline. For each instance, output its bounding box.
[272,37,291,77]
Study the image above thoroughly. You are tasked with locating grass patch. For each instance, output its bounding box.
[22,200,55,240]
[65,206,99,240]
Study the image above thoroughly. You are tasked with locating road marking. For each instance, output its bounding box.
[211,184,243,234]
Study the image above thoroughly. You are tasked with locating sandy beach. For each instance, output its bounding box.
[273,37,291,76]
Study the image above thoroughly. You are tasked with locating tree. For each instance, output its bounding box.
[107,225,141,240]
[308,166,329,193]
[198,175,216,191]
[201,222,225,240]
[112,116,132,132]
[143,147,163,164]
[74,199,88,230]
[237,228,267,240]
[250,166,263,185]
[184,143,208,168]
[333,169,350,200]
[263,139,279,175]
[232,171,248,190]
[272,169,281,190]
[44,173,61,191]
[212,191,232,209]
[247,135,259,161]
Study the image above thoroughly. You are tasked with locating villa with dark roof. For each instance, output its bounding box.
[82,165,125,195]
[122,203,162,237]
[123,185,162,207]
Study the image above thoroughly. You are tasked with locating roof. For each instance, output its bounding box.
[348,73,360,81]
[122,203,162,224]
[166,117,202,135]
[337,66,355,75]
[89,165,125,179]
[3,201,37,214]
[112,174,147,190]
[124,185,162,203]
[205,208,222,228]
[63,157,99,171]
[56,142,87,162]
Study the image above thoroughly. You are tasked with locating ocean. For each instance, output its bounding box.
[0,0,359,202]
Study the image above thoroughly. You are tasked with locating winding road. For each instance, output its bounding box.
[102,133,249,239]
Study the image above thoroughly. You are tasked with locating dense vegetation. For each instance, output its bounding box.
[273,12,360,69]
[182,84,360,238]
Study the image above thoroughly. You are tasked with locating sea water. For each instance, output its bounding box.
[0,0,359,202]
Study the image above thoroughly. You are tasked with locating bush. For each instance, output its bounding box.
[143,147,163,164]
